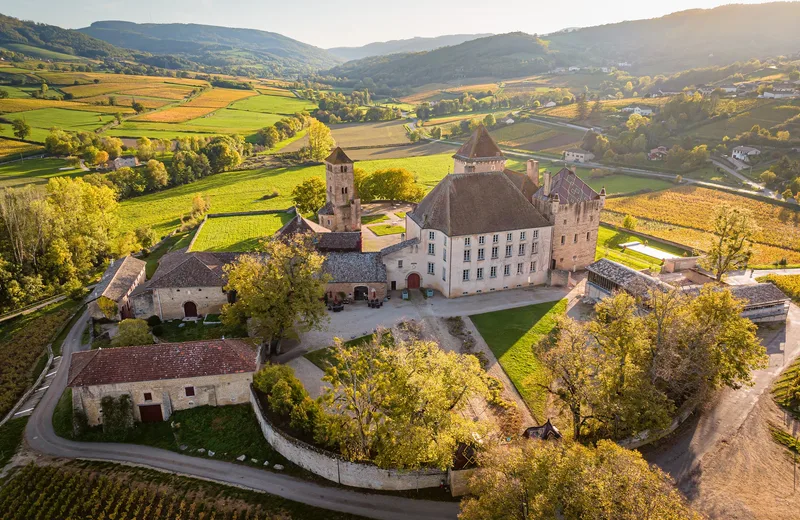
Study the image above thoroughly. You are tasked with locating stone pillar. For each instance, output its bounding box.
[526,159,539,187]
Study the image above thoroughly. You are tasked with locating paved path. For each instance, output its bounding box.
[711,158,769,195]
[13,356,62,419]
[24,310,459,520]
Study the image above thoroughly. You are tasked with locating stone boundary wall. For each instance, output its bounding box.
[187,208,296,251]
[617,399,698,450]
[601,222,698,254]
[249,386,447,490]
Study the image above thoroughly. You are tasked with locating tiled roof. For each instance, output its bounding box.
[380,238,420,256]
[318,201,335,215]
[564,148,589,154]
[277,214,329,237]
[502,168,538,200]
[316,232,361,252]
[323,252,387,283]
[409,171,550,236]
[326,147,353,165]
[533,168,600,205]
[730,283,790,307]
[587,258,671,296]
[68,339,257,387]
[145,251,241,289]
[453,125,503,161]
[90,256,146,302]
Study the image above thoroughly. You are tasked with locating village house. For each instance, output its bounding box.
[732,145,761,163]
[563,148,595,163]
[68,339,257,425]
[622,106,654,116]
[88,256,146,321]
[102,156,139,171]
[649,146,669,161]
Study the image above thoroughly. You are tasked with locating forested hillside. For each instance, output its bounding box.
[327,33,491,61]
[0,14,126,58]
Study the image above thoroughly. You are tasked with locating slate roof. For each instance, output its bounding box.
[316,232,361,252]
[144,251,240,289]
[318,201,335,215]
[276,214,329,237]
[587,258,671,296]
[729,283,789,307]
[533,168,601,205]
[380,238,420,257]
[326,147,353,165]
[323,252,387,283]
[68,339,257,387]
[89,256,146,302]
[409,171,550,236]
[503,168,538,200]
[453,125,503,161]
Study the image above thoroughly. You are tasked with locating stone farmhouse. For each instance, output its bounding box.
[88,256,146,321]
[68,339,257,425]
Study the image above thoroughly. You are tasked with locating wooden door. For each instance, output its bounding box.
[407,273,420,289]
[138,404,163,423]
[183,301,198,318]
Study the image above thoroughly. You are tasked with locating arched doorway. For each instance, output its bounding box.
[407,273,421,289]
[354,286,369,301]
[183,301,198,318]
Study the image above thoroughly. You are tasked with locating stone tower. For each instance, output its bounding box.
[317,147,361,232]
[452,124,506,174]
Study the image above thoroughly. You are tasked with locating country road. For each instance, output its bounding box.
[23,309,460,520]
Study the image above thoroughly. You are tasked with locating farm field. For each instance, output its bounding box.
[79,94,173,109]
[190,212,294,252]
[105,123,219,140]
[470,299,568,421]
[0,139,43,160]
[118,153,456,235]
[489,121,584,152]
[0,157,83,188]
[0,107,114,133]
[184,88,256,108]
[0,98,134,114]
[595,224,689,271]
[229,93,316,114]
[536,97,671,122]
[342,141,456,160]
[0,123,50,143]
[284,120,411,153]
[0,463,360,520]
[0,85,32,98]
[134,106,218,123]
[684,100,800,140]
[756,274,800,303]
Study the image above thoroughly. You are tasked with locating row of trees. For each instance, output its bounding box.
[255,112,313,149]
[313,91,401,124]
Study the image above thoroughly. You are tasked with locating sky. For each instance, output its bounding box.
[0,0,776,49]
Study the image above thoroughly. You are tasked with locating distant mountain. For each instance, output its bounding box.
[327,33,492,62]
[0,14,126,59]
[79,21,341,74]
[325,33,554,88]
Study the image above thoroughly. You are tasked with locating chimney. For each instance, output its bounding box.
[543,170,552,197]
[526,159,539,187]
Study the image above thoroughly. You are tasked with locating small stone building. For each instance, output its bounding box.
[68,339,257,425]
[318,148,361,232]
[88,256,147,321]
[323,252,387,301]
[131,250,239,320]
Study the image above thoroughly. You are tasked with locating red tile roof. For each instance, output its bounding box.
[68,339,257,387]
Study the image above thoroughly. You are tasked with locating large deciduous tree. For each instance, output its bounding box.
[291,177,327,215]
[303,119,336,162]
[701,204,758,281]
[222,233,328,351]
[361,168,424,203]
[11,118,31,140]
[111,319,153,347]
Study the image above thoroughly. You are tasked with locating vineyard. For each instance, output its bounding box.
[0,463,361,520]
[756,274,800,303]
[185,89,257,108]
[0,138,42,158]
[603,186,800,264]
[190,213,293,252]
[135,107,218,123]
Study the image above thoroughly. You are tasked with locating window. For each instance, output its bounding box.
[464,250,471,262]
[185,386,195,397]
[491,246,499,259]
[506,232,513,241]
[428,243,435,255]
[478,236,485,245]
[477,268,484,280]
[586,232,591,241]
[530,261,537,272]
[561,235,565,245]
[398,260,403,269]
[443,249,447,261]
[442,267,446,281]
[143,392,152,402]
[427,262,435,275]
[462,269,470,281]
[520,231,526,240]
[490,266,498,278]
[478,248,485,261]
[533,229,539,239]
[493,234,499,244]
[517,263,524,274]
[532,242,538,254]
[504,265,511,276]
[563,219,567,225]
[519,244,526,256]
[505,245,513,257]
[429,231,435,240]
[464,237,471,247]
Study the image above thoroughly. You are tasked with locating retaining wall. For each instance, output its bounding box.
[249,387,447,490]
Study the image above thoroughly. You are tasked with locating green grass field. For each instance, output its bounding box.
[111,109,282,140]
[190,212,293,252]
[595,224,688,271]
[0,85,31,98]
[229,94,316,115]
[361,214,388,224]
[369,224,405,236]
[0,107,113,133]
[0,123,51,143]
[0,157,84,188]
[470,299,567,421]
[0,43,85,61]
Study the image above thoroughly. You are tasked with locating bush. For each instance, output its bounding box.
[146,315,162,326]
[151,325,164,336]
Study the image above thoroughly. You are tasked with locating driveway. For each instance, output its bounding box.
[23,310,459,520]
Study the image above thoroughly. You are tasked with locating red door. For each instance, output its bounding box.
[407,273,420,289]
[138,404,163,423]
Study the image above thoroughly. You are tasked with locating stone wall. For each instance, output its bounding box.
[249,387,447,490]
[148,286,228,320]
[548,199,603,271]
[74,372,254,426]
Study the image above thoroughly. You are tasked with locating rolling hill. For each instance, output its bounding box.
[79,21,341,74]
[0,13,125,59]
[327,33,492,62]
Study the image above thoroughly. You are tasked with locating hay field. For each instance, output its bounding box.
[0,98,133,114]
[184,88,257,108]
[134,106,218,123]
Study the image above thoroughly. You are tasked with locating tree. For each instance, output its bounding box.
[134,226,158,249]
[760,170,777,185]
[362,168,424,203]
[11,119,30,140]
[135,137,154,161]
[460,440,701,520]
[622,214,637,230]
[203,137,241,173]
[143,160,168,192]
[483,113,496,127]
[131,101,145,114]
[108,167,146,198]
[258,126,281,148]
[700,205,758,281]
[303,119,336,162]
[0,90,9,99]
[111,319,153,347]
[96,295,118,320]
[191,193,211,218]
[576,95,590,121]
[291,177,326,215]
[783,188,794,200]
[222,233,329,351]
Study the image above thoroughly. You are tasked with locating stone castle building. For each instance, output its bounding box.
[318,147,361,232]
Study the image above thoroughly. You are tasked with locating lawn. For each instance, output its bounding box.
[0,157,83,188]
[470,299,568,421]
[153,319,226,343]
[369,224,405,236]
[229,94,317,115]
[361,214,388,224]
[595,224,689,271]
[190,212,293,252]
[0,416,28,467]
[395,211,406,219]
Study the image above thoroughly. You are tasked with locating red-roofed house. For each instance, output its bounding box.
[68,339,257,425]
